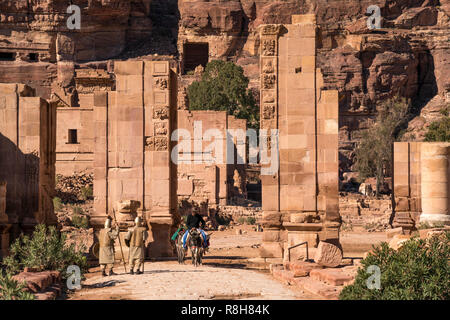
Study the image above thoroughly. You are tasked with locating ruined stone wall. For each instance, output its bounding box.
[227,115,247,201]
[177,110,247,211]
[55,100,94,175]
[259,15,340,263]
[91,59,179,258]
[393,141,450,232]
[339,195,392,232]
[0,83,57,254]
[54,66,115,175]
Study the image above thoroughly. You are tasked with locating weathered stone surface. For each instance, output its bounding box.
[314,241,343,267]
[0,0,448,174]
[12,270,61,294]
[284,261,323,277]
[386,227,404,239]
[309,268,355,286]
[0,84,57,238]
[389,234,411,250]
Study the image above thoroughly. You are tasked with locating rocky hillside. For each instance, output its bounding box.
[0,0,448,171]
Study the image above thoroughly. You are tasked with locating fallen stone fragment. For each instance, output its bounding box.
[314,241,343,267]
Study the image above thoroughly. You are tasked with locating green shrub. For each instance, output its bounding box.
[80,186,93,201]
[2,224,87,280]
[246,216,256,225]
[71,214,89,229]
[53,197,62,212]
[424,117,450,142]
[0,271,35,300]
[237,217,246,224]
[215,214,231,226]
[72,206,83,215]
[339,232,450,300]
[417,221,445,230]
[341,221,353,232]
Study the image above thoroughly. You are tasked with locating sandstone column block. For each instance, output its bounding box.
[420,143,450,225]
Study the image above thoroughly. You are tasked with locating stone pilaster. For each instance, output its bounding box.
[91,60,179,258]
[420,143,450,225]
[259,15,341,263]
[144,61,179,257]
[259,23,283,260]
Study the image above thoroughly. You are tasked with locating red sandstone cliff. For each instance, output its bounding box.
[0,0,448,172]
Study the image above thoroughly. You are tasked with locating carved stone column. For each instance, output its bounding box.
[259,24,284,260]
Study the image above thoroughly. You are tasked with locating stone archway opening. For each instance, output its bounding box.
[183,43,209,74]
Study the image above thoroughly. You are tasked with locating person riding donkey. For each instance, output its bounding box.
[182,208,209,251]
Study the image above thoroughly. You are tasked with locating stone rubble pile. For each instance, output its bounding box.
[55,172,93,203]
[217,205,262,221]
[339,193,392,232]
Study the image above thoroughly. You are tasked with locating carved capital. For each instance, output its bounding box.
[261,24,282,36]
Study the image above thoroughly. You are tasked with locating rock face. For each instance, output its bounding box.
[0,0,449,171]
[177,0,449,171]
[0,0,153,97]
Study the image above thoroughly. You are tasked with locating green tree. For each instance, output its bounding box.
[187,60,259,129]
[424,116,450,142]
[354,97,410,195]
[340,232,450,300]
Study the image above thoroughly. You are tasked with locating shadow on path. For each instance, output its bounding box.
[83,280,126,289]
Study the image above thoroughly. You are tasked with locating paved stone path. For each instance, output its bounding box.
[70,260,316,300]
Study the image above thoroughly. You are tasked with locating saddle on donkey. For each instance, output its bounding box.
[182,211,209,249]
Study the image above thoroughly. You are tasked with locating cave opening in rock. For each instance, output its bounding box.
[28,53,39,62]
[0,52,16,61]
[183,43,209,74]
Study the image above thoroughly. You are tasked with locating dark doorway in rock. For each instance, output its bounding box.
[183,43,209,74]
[28,53,39,62]
[0,52,15,61]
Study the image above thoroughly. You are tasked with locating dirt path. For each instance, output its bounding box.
[68,226,318,300]
[67,226,386,300]
[69,260,319,300]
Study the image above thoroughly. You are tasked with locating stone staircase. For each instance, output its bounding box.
[271,261,358,300]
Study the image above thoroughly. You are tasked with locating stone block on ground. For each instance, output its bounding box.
[294,277,342,300]
[388,234,411,250]
[314,241,343,267]
[272,269,295,285]
[259,242,283,258]
[12,271,61,294]
[309,268,355,286]
[284,261,323,277]
[386,227,403,239]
